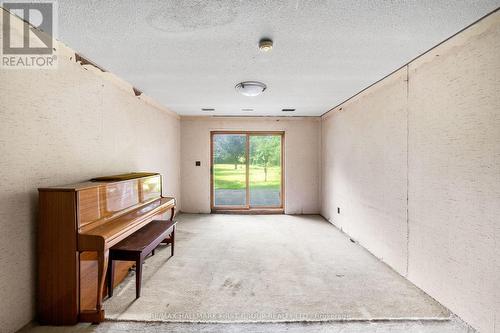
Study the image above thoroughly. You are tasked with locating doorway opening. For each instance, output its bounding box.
[210,131,284,212]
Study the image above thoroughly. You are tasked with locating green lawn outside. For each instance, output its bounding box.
[214,163,281,190]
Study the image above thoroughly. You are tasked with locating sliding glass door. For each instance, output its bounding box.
[211,132,283,210]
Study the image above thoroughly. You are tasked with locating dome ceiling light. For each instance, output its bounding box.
[235,81,267,97]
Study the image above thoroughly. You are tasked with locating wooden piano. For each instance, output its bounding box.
[37,173,176,325]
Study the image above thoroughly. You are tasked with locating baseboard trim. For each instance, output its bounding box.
[211,208,284,215]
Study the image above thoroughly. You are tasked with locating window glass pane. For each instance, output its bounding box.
[249,135,281,207]
[213,134,247,207]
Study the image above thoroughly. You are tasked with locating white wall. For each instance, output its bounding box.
[181,117,321,214]
[0,13,181,333]
[407,12,500,333]
[321,11,500,333]
[321,68,409,274]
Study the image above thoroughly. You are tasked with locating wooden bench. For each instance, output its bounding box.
[107,219,176,299]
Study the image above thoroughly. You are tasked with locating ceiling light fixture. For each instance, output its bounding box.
[235,81,267,97]
[259,38,273,52]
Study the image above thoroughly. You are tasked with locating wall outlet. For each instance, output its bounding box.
[337,207,340,214]
[195,161,201,166]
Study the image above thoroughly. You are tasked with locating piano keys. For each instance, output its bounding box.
[37,173,175,325]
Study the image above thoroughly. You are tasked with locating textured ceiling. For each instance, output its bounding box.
[55,0,499,116]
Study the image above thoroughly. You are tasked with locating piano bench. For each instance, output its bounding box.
[107,219,177,299]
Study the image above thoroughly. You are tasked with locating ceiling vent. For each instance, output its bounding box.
[201,108,215,111]
[241,108,254,111]
[282,108,296,112]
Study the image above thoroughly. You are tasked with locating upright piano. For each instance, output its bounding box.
[37,173,176,324]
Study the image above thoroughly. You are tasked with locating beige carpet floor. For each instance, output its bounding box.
[104,214,450,323]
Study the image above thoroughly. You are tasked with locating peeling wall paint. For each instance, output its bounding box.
[321,10,500,333]
[0,11,181,333]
